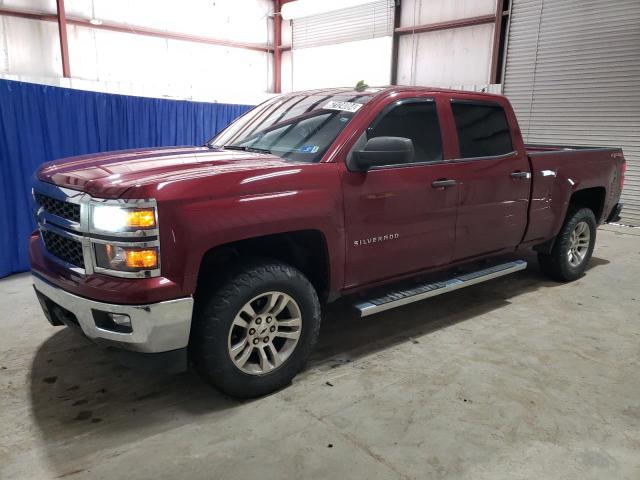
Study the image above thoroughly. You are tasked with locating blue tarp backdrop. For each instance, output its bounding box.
[0,79,252,278]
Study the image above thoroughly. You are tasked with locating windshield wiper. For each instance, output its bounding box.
[223,145,272,154]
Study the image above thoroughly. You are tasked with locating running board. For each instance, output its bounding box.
[355,260,527,317]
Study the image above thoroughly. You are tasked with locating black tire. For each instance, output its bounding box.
[190,259,321,398]
[538,206,597,282]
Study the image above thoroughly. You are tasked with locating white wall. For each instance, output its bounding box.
[397,0,498,88]
[1,0,501,100]
[0,14,62,77]
[281,49,293,93]
[0,0,274,104]
[397,23,494,86]
[282,0,394,92]
[291,36,392,91]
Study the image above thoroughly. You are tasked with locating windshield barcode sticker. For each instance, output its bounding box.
[323,101,363,113]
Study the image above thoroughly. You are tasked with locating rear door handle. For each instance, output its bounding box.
[510,171,531,179]
[431,179,458,188]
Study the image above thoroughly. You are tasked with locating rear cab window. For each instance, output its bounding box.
[451,101,514,158]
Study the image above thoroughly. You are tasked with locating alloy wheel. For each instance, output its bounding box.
[227,291,302,375]
[567,221,591,267]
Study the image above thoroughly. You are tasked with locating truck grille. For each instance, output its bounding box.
[41,231,84,268]
[35,192,81,223]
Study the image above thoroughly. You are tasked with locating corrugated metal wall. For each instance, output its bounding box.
[503,0,640,225]
[292,0,394,49]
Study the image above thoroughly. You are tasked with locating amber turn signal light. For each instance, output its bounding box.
[124,248,158,269]
[126,209,156,228]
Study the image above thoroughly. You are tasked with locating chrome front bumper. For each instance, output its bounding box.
[32,275,194,353]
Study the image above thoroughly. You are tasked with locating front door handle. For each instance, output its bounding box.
[510,171,531,179]
[431,179,458,188]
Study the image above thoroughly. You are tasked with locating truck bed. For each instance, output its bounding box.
[522,143,625,246]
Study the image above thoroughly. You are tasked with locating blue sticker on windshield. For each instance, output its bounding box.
[300,145,319,153]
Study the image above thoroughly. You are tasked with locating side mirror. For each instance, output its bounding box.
[348,136,414,172]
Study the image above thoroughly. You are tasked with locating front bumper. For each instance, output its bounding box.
[32,274,194,355]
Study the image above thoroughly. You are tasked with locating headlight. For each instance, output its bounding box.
[94,244,159,272]
[88,200,160,277]
[92,205,156,232]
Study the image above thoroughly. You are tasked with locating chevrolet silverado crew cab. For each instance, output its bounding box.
[30,86,625,398]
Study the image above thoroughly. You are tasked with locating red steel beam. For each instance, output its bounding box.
[273,0,282,93]
[0,7,54,21]
[395,13,496,36]
[55,0,71,77]
[490,0,505,84]
[390,0,401,85]
[0,6,273,53]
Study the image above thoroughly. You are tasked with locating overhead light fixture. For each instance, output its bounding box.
[89,0,102,25]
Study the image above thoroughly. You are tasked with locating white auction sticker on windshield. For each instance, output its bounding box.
[322,100,363,113]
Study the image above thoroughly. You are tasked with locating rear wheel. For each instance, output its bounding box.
[538,207,596,282]
[191,260,321,398]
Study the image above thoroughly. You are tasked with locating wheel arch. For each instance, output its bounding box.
[569,186,607,223]
[534,188,604,255]
[195,230,332,303]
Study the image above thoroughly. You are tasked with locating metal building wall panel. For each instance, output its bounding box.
[399,0,497,28]
[503,0,640,225]
[396,23,495,86]
[292,0,394,49]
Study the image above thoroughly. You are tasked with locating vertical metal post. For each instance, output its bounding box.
[390,0,401,85]
[56,0,71,77]
[273,0,282,93]
[490,0,505,84]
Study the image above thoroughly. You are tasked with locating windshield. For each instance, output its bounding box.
[208,92,372,163]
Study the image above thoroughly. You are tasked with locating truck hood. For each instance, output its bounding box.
[37,146,301,197]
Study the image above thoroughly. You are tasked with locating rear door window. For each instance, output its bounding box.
[451,101,514,158]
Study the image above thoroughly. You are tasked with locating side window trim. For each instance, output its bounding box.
[446,150,518,164]
[369,150,518,171]
[449,99,516,161]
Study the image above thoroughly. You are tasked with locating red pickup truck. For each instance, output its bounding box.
[30,86,625,397]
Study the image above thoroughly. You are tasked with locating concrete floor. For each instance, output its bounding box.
[1,224,639,479]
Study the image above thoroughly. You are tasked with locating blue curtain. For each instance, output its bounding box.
[0,79,252,278]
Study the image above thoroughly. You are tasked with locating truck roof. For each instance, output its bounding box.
[280,85,504,101]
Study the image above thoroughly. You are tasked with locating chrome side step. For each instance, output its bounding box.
[355,260,527,317]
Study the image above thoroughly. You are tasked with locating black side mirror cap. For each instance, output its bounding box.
[348,136,414,172]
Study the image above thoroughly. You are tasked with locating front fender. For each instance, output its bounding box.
[149,163,345,295]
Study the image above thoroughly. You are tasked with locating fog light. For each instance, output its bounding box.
[93,310,133,333]
[109,313,131,328]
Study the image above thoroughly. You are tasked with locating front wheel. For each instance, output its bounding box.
[191,260,321,398]
[538,207,597,282]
